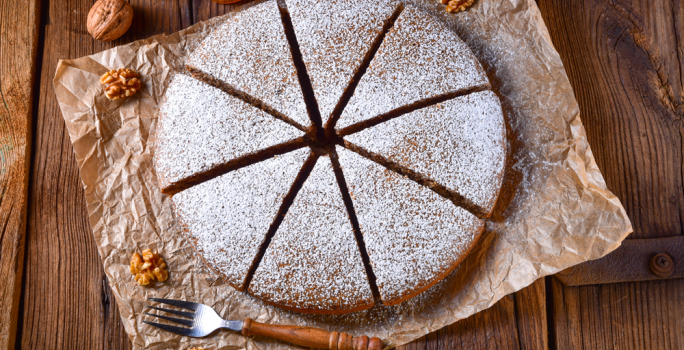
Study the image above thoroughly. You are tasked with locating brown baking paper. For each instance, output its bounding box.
[53,0,633,348]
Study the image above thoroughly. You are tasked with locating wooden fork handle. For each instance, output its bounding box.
[242,318,383,350]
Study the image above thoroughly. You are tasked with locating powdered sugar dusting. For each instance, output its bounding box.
[154,74,304,191]
[186,0,310,127]
[337,5,488,129]
[172,148,310,290]
[287,0,400,124]
[160,3,506,312]
[249,156,374,312]
[336,146,484,304]
[345,90,505,213]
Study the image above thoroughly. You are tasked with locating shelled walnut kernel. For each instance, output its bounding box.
[100,68,142,100]
[440,0,476,13]
[130,249,169,286]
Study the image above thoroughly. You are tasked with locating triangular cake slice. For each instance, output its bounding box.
[286,0,401,125]
[186,0,310,128]
[249,155,374,314]
[336,146,485,305]
[337,5,489,129]
[155,74,304,194]
[345,91,506,213]
[345,91,505,215]
[172,148,310,291]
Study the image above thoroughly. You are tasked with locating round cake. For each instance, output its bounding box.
[154,0,505,314]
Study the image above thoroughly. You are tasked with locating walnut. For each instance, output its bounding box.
[445,0,476,13]
[87,0,134,42]
[130,249,169,286]
[100,68,142,100]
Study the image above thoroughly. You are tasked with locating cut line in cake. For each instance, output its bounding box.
[336,84,491,137]
[162,137,307,196]
[186,66,310,133]
[248,154,375,314]
[342,140,489,220]
[155,73,309,196]
[335,146,486,305]
[335,5,490,130]
[284,0,404,130]
[186,0,311,128]
[172,148,312,291]
[241,150,319,291]
[345,90,506,217]
[329,149,382,301]
[277,0,325,134]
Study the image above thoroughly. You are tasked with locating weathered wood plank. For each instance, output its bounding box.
[550,277,684,350]
[398,295,520,350]
[397,279,547,350]
[193,0,240,23]
[514,279,548,350]
[19,0,190,349]
[538,0,683,239]
[0,0,41,349]
[539,0,684,348]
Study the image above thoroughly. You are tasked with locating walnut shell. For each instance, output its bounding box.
[87,0,133,42]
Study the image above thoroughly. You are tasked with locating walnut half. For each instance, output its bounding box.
[441,0,476,13]
[100,68,142,100]
[130,249,169,286]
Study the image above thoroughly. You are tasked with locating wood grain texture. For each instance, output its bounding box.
[539,0,684,349]
[538,0,683,240]
[398,279,547,350]
[192,0,241,23]
[18,0,189,349]
[0,0,40,349]
[550,277,684,350]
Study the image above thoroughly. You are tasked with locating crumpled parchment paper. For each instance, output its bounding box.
[53,0,633,348]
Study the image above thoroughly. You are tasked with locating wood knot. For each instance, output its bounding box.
[650,253,674,278]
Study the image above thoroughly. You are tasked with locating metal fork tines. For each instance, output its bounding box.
[143,298,243,338]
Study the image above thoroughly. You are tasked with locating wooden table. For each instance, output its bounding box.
[1,0,682,349]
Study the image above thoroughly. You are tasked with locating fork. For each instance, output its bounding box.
[143,298,383,350]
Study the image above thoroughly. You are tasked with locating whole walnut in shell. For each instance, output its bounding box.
[87,0,133,42]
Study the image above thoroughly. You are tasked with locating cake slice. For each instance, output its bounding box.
[186,0,310,128]
[154,74,304,194]
[286,0,401,125]
[172,148,310,291]
[249,155,374,314]
[336,146,485,305]
[344,91,505,215]
[336,5,489,129]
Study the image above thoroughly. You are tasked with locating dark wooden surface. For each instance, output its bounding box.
[0,0,681,349]
[0,0,40,349]
[539,0,684,349]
